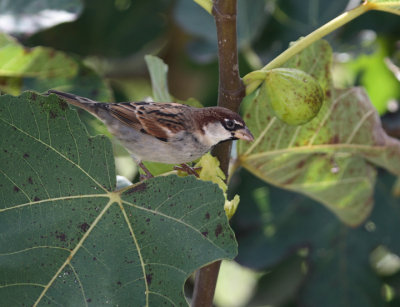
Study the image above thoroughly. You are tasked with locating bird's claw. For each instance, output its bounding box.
[174,164,201,178]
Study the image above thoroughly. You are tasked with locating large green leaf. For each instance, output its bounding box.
[0,92,237,306]
[230,169,400,307]
[238,40,400,226]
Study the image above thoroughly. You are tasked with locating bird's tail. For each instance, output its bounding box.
[48,90,103,115]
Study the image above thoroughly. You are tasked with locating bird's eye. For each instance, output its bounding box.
[224,119,235,130]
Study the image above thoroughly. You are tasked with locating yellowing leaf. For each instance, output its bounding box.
[0,32,113,102]
[194,0,213,14]
[0,33,77,78]
[238,40,400,226]
[196,153,227,191]
[196,153,240,219]
[224,194,240,220]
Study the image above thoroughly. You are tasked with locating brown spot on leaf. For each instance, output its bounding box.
[13,186,19,192]
[58,100,68,111]
[297,160,306,169]
[205,212,210,220]
[126,182,147,195]
[329,135,340,144]
[28,177,33,184]
[202,231,208,237]
[215,224,223,237]
[23,153,29,158]
[49,110,58,119]
[283,176,297,185]
[79,222,90,232]
[56,233,66,242]
[325,89,331,98]
[146,274,153,285]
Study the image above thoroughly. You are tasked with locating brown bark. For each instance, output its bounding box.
[191,1,244,306]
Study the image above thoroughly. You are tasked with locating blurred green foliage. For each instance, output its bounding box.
[25,0,171,57]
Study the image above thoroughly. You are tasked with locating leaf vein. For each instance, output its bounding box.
[308,89,355,146]
[0,168,31,202]
[346,109,375,144]
[245,143,386,160]
[288,126,301,148]
[288,176,371,189]
[0,283,46,289]
[145,262,186,275]
[122,200,227,254]
[118,201,149,306]
[68,263,88,307]
[0,194,109,213]
[22,157,52,199]
[245,117,277,156]
[148,290,176,306]
[0,246,70,256]
[65,111,81,166]
[28,102,41,140]
[0,117,108,193]
[33,200,115,307]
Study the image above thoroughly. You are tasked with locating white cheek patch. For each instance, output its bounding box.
[200,122,232,147]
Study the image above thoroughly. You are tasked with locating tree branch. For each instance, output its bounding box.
[211,0,245,173]
[191,1,243,306]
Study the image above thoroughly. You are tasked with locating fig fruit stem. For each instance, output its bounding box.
[263,3,371,71]
[242,2,375,95]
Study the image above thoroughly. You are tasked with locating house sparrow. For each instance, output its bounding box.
[48,90,254,177]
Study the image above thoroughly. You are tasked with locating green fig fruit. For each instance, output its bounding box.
[263,68,324,125]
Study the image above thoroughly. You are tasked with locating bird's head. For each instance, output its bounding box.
[195,107,254,147]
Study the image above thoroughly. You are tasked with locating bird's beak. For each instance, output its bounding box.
[234,127,254,142]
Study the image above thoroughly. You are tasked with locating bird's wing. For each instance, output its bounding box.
[107,102,189,142]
